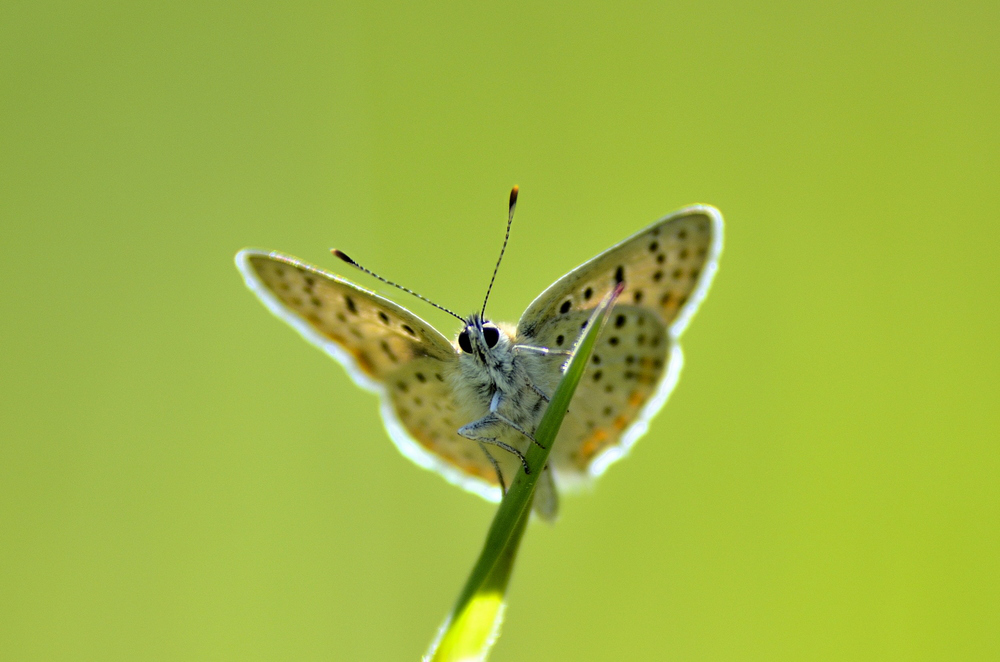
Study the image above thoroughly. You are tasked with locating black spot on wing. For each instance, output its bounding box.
[380,340,398,363]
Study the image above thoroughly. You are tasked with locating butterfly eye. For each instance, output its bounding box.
[458,330,473,354]
[482,325,500,348]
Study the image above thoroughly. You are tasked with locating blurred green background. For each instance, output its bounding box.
[2,1,997,660]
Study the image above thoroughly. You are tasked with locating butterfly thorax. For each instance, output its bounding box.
[452,314,550,438]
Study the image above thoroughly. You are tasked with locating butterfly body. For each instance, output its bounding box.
[236,202,723,520]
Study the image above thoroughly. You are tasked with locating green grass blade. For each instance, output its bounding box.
[426,284,624,662]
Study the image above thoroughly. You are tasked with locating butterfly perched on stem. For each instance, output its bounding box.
[236,189,722,520]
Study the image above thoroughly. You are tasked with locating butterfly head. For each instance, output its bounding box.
[457,313,508,364]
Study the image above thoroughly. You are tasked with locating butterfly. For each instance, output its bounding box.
[235,189,722,520]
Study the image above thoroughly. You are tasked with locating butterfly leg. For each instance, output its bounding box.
[528,381,551,402]
[475,440,507,496]
[513,344,572,357]
[492,412,546,450]
[458,417,532,474]
[484,390,546,449]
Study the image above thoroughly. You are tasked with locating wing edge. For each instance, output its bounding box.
[668,204,725,339]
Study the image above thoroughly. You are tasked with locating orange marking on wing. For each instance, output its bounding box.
[352,349,376,375]
[628,390,644,407]
[613,415,628,431]
[580,429,609,462]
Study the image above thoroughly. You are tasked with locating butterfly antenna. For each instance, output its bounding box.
[481,185,518,318]
[331,249,465,322]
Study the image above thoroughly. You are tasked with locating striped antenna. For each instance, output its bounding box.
[331,249,465,322]
[481,185,518,318]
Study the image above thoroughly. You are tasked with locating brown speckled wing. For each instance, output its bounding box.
[238,251,455,381]
[236,250,507,502]
[515,206,723,487]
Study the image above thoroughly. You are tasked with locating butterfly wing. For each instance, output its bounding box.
[236,250,508,502]
[516,205,723,488]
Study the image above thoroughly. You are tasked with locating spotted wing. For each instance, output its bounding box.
[516,205,723,487]
[237,250,456,383]
[236,250,507,502]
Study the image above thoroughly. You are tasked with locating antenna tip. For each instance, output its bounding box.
[509,186,519,206]
[331,249,356,265]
